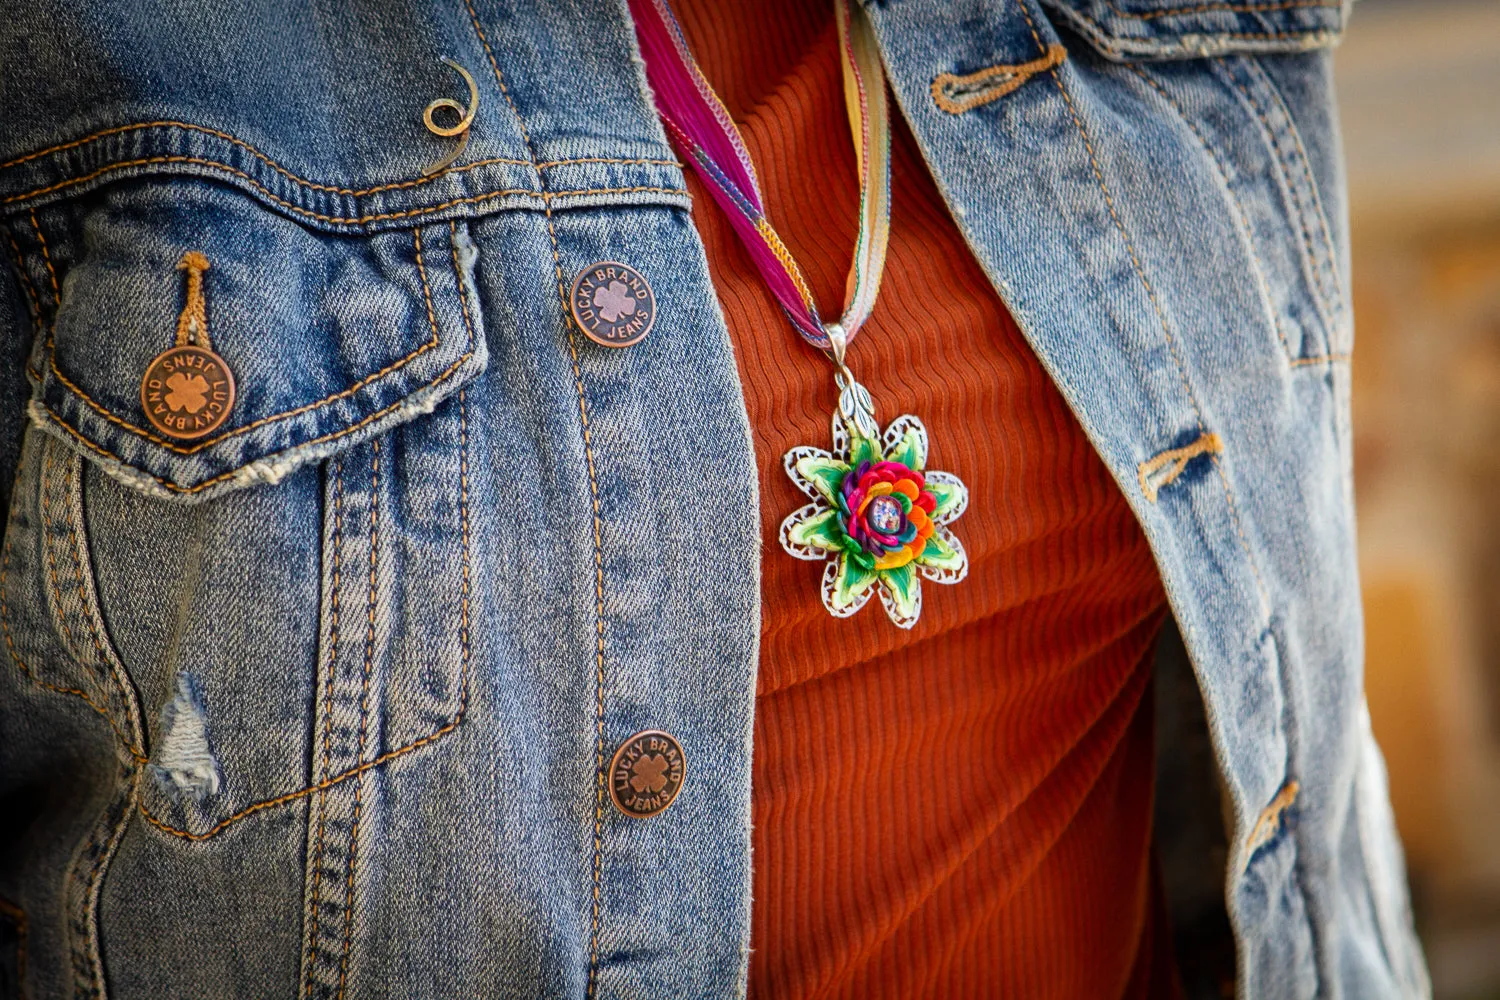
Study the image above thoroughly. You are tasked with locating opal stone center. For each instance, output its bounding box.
[867,495,904,535]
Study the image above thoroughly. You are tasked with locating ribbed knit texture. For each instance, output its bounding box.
[671,3,1179,996]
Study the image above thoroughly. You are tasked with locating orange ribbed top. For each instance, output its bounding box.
[672,2,1179,996]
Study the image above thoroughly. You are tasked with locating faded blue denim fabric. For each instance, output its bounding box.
[0,1,1425,998]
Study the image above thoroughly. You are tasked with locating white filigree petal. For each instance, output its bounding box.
[779,502,837,561]
[820,559,874,618]
[878,574,923,630]
[923,470,969,525]
[783,446,838,500]
[917,526,969,585]
[830,409,850,462]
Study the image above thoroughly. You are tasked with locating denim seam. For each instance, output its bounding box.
[28,212,60,310]
[1247,57,1343,325]
[556,217,610,1000]
[36,351,468,497]
[458,2,611,992]
[67,764,141,999]
[1127,63,1350,371]
[1126,64,1297,359]
[3,159,688,225]
[137,232,475,842]
[58,449,141,725]
[1100,0,1339,21]
[0,447,148,761]
[4,224,42,326]
[336,438,380,999]
[304,456,346,997]
[43,443,147,753]
[1220,58,1342,340]
[1014,1,1269,611]
[40,444,85,662]
[47,441,148,998]
[39,229,443,456]
[1060,9,1340,43]
[0,120,678,191]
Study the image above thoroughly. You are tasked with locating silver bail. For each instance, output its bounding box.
[823,322,849,368]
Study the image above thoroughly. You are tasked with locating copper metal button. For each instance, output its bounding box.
[140,345,236,440]
[608,730,685,818]
[569,262,656,348]
[141,250,235,440]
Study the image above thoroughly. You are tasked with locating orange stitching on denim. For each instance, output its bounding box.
[1138,432,1223,502]
[5,226,42,325]
[0,896,26,996]
[44,231,443,455]
[28,213,59,309]
[1288,352,1348,367]
[1245,780,1299,862]
[1227,70,1331,318]
[171,251,213,350]
[1014,3,1270,609]
[55,448,140,745]
[63,473,116,672]
[136,709,464,838]
[1104,0,1338,20]
[138,232,475,843]
[0,450,147,762]
[535,156,679,170]
[1234,59,1341,326]
[0,121,528,187]
[931,45,1067,114]
[335,438,379,999]
[554,216,610,1000]
[2,156,688,222]
[2,157,532,214]
[305,456,344,997]
[1210,29,1334,39]
[39,444,83,659]
[78,767,140,997]
[461,4,608,991]
[1074,12,1340,42]
[32,227,475,493]
[36,351,469,496]
[1125,65,1294,358]
[0,119,676,191]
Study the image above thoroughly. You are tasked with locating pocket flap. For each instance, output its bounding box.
[19,177,486,503]
[1040,0,1348,60]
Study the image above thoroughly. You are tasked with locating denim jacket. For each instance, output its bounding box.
[0,0,1428,997]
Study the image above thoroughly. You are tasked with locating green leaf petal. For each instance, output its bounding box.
[832,554,878,609]
[884,427,925,471]
[795,454,850,502]
[849,433,881,470]
[879,563,919,617]
[787,508,844,553]
[926,475,969,522]
[916,530,964,572]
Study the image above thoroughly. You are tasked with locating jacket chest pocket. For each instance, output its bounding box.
[3,175,486,840]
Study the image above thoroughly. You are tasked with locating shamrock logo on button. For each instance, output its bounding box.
[164,372,210,413]
[592,280,637,324]
[630,753,670,794]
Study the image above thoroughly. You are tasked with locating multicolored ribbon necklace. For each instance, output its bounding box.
[629,0,970,629]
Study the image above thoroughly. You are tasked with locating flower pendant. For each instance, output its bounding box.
[779,377,969,629]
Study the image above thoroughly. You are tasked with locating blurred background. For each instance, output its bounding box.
[1336,2,1500,997]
